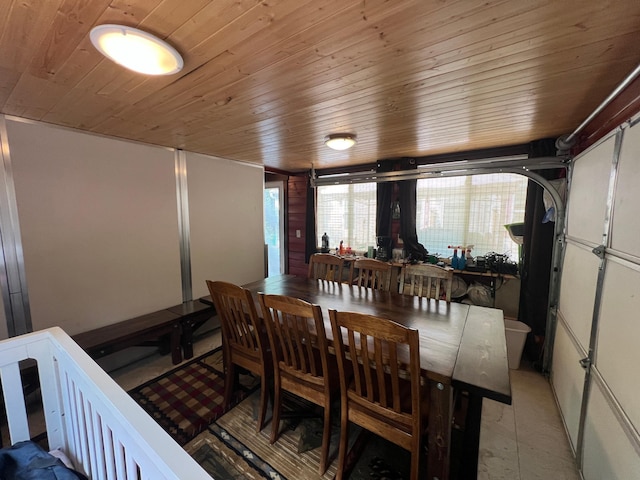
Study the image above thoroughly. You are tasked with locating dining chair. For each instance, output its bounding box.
[399,263,454,302]
[206,280,271,433]
[308,253,344,282]
[353,258,392,291]
[329,309,429,480]
[258,293,337,475]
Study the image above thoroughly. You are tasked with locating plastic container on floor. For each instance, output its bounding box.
[504,319,531,369]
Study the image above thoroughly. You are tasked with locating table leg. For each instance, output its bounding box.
[428,379,453,480]
[459,393,483,479]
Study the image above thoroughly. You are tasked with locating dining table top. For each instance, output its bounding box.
[225,274,512,405]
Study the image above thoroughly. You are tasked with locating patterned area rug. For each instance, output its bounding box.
[128,347,258,446]
[184,390,419,480]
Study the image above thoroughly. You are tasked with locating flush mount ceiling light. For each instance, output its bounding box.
[324,133,357,151]
[90,24,183,75]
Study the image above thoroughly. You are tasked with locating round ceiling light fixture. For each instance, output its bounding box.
[90,24,184,75]
[324,133,357,151]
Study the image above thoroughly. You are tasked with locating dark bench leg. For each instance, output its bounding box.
[182,319,194,360]
[171,323,182,364]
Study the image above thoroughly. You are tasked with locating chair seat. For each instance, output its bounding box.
[346,378,429,437]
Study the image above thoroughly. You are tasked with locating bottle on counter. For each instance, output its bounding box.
[459,251,466,270]
[339,240,345,255]
[451,248,459,269]
[321,232,329,251]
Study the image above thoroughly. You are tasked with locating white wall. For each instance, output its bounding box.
[3,118,264,336]
[187,151,264,300]
[554,123,640,478]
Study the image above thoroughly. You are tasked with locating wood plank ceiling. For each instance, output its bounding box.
[1,0,639,172]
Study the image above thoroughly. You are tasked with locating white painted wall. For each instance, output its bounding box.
[186,151,264,300]
[3,118,264,336]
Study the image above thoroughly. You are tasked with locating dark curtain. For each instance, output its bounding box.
[376,160,394,239]
[397,158,428,261]
[304,173,317,263]
[519,139,559,367]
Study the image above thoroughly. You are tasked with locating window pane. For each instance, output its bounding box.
[317,183,376,251]
[416,173,528,258]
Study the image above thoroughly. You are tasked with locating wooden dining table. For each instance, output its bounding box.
[204,274,511,480]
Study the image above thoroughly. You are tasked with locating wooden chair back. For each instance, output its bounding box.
[353,258,392,291]
[258,293,335,474]
[207,280,265,359]
[329,309,425,479]
[400,264,454,302]
[259,294,330,383]
[206,280,271,431]
[308,253,344,282]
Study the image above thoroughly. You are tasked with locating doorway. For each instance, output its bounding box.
[264,181,285,277]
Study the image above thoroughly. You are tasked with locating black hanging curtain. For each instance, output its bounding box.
[519,138,561,367]
[376,158,428,261]
[376,160,394,239]
[397,158,428,261]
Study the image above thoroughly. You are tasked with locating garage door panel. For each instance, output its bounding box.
[582,377,640,480]
[611,123,640,256]
[596,258,640,432]
[558,242,600,350]
[566,136,615,244]
[551,319,585,451]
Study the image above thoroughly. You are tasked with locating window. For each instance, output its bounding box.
[416,173,527,258]
[316,183,376,251]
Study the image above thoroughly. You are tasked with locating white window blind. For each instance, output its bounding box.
[317,183,376,251]
[416,173,528,258]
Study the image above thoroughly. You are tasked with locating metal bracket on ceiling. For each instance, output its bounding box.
[556,134,576,156]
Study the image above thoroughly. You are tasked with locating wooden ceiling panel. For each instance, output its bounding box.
[0,0,62,72]
[1,0,639,172]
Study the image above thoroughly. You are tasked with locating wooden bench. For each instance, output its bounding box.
[73,300,216,365]
[167,301,218,359]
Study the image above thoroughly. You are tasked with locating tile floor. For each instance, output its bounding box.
[109,328,581,480]
[478,362,581,480]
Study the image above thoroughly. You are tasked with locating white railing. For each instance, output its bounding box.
[0,327,212,480]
